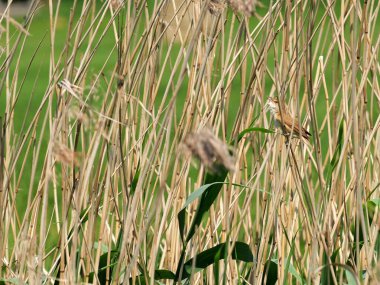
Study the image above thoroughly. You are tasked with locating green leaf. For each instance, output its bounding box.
[110,228,124,281]
[345,270,358,285]
[130,162,140,195]
[93,242,108,253]
[365,198,380,225]
[89,250,119,284]
[236,127,275,143]
[178,179,270,242]
[88,231,124,283]
[154,270,176,279]
[180,170,228,243]
[181,182,226,214]
[129,269,176,284]
[321,250,334,285]
[368,198,380,207]
[326,120,344,190]
[264,260,278,285]
[331,264,359,285]
[178,181,226,242]
[272,258,303,284]
[213,242,223,284]
[176,173,228,281]
[281,235,305,285]
[178,242,254,280]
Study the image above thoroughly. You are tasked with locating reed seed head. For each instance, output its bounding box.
[208,0,226,15]
[228,0,259,17]
[181,128,236,173]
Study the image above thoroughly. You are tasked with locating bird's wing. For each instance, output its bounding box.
[278,113,311,140]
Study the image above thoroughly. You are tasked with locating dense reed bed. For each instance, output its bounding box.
[0,0,379,284]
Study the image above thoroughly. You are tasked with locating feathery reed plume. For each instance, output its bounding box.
[208,0,226,15]
[58,79,83,97]
[68,105,89,125]
[181,128,236,173]
[110,0,123,10]
[228,0,259,17]
[52,142,81,166]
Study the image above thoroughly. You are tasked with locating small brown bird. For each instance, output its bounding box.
[265,97,311,140]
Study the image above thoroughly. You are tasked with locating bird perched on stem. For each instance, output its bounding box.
[265,97,311,141]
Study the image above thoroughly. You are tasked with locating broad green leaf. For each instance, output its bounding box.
[326,120,344,190]
[89,232,124,283]
[321,250,334,285]
[183,170,228,243]
[236,127,275,143]
[181,182,226,213]
[153,270,176,279]
[178,241,254,280]
[368,198,380,207]
[272,258,303,284]
[331,263,359,285]
[264,260,278,285]
[129,269,176,284]
[345,270,358,285]
[93,242,108,253]
[178,181,226,242]
[213,243,223,285]
[180,178,266,243]
[130,162,140,195]
[89,250,119,284]
[174,250,187,281]
[110,228,124,281]
[281,234,305,285]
